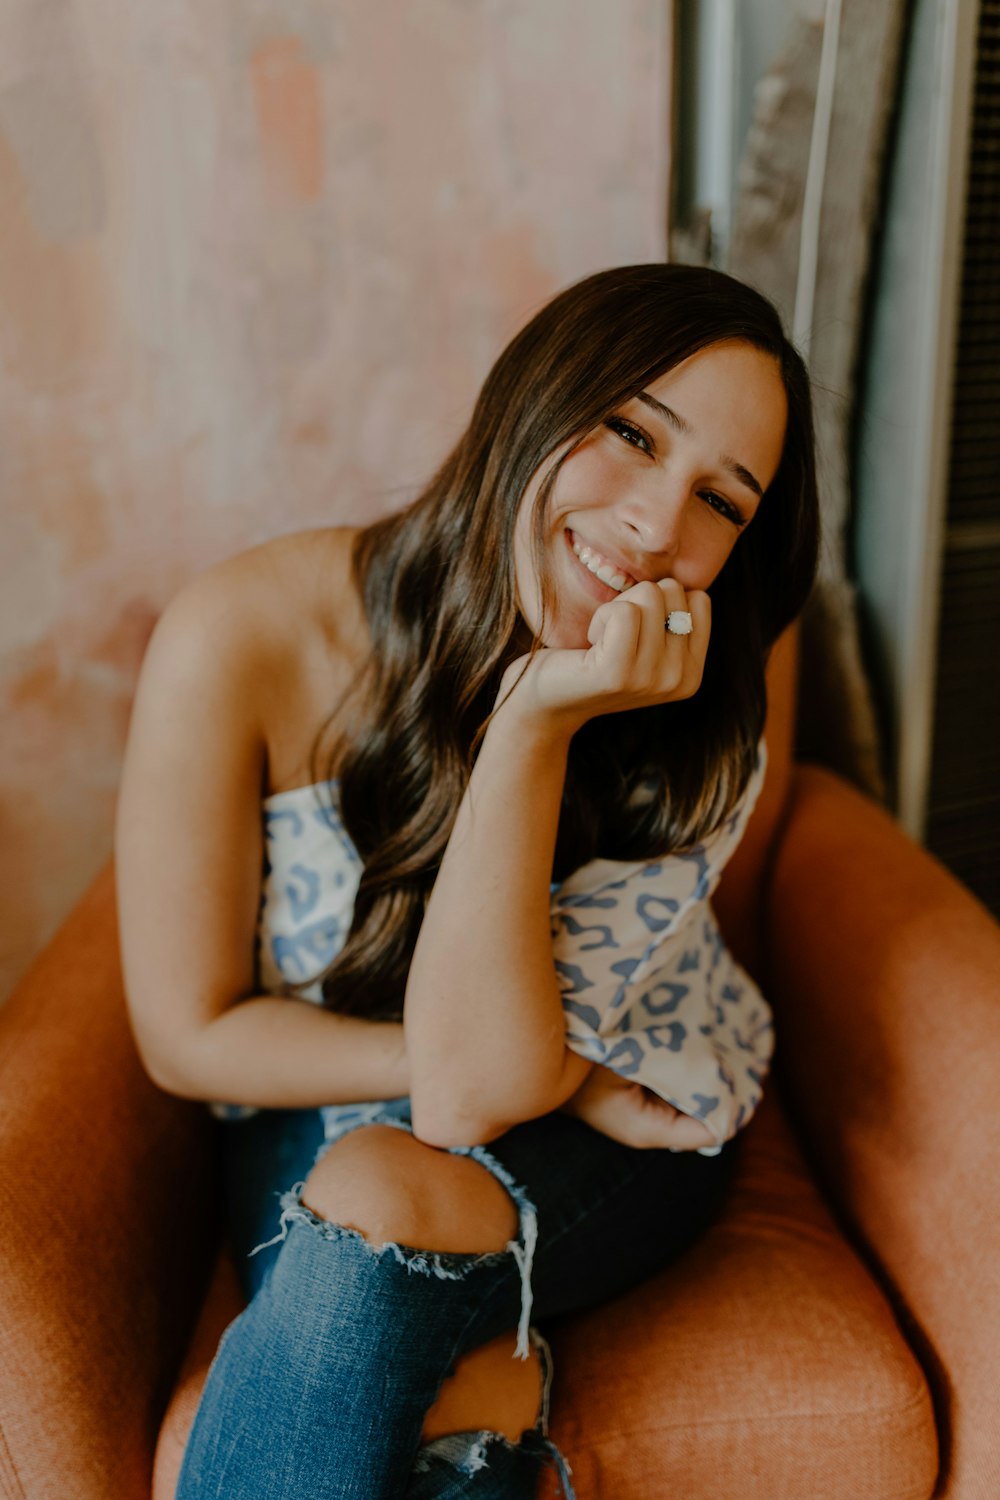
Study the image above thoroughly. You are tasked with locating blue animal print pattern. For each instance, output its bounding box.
[209,743,772,1157]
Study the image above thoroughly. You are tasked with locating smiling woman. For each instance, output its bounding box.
[511,340,788,652]
[115,263,821,1498]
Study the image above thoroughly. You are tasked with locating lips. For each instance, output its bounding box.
[565,529,649,586]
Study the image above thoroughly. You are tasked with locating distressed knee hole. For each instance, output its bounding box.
[249,1128,541,1363]
[413,1332,574,1497]
[300,1122,520,1255]
[421,1331,543,1447]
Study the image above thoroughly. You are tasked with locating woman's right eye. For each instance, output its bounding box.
[605,416,654,454]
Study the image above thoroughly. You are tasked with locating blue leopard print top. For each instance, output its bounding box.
[210,741,773,1155]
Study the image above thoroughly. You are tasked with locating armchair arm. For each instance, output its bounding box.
[0,860,223,1500]
[765,765,1000,1500]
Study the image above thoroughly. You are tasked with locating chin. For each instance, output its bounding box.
[540,618,591,651]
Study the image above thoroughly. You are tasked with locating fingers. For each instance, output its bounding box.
[583,575,712,710]
[682,589,712,677]
[568,1065,719,1151]
[593,596,643,673]
[658,1110,717,1149]
[639,1092,717,1150]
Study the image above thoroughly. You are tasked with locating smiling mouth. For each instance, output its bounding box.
[566,530,638,593]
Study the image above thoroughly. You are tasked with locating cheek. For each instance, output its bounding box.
[555,445,622,510]
[676,517,741,592]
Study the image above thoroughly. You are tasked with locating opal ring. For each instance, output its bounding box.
[665,610,693,636]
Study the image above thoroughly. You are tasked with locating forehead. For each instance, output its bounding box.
[640,340,787,484]
[643,340,785,408]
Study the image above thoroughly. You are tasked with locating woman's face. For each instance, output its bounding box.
[512,339,788,649]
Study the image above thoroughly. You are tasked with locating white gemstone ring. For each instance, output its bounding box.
[665,610,693,636]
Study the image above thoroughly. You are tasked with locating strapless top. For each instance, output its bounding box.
[210,743,774,1155]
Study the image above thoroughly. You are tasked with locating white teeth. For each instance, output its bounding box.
[571,537,633,592]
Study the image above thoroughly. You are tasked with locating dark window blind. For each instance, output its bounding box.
[925,0,1000,913]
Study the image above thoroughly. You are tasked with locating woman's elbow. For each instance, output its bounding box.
[135,1043,202,1101]
[409,1049,592,1148]
[409,1099,506,1150]
[125,1012,205,1101]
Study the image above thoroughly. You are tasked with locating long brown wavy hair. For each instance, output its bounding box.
[294,264,820,1020]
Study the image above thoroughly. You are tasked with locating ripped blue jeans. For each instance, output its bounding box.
[176,1097,740,1498]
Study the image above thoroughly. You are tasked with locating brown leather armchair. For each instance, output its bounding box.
[2,758,998,1498]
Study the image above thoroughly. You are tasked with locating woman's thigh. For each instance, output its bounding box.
[222,1103,329,1300]
[482,1107,740,1320]
[222,1098,741,1319]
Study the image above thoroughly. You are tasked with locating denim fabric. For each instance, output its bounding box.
[177,1098,741,1498]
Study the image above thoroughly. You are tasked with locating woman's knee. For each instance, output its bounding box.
[300,1124,520,1254]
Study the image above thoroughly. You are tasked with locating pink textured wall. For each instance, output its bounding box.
[0,0,670,1002]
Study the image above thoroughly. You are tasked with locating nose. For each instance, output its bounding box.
[618,478,686,560]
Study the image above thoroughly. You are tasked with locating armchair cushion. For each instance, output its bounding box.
[766,765,1000,1498]
[0,864,222,1500]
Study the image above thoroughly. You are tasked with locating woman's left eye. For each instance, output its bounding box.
[698,491,746,528]
[605,416,652,453]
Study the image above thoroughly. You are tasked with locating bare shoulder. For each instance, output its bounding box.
[201,524,366,658]
[140,525,369,797]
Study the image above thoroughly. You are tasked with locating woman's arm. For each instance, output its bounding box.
[116,558,408,1109]
[142,995,409,1108]
[404,704,593,1147]
[405,577,711,1148]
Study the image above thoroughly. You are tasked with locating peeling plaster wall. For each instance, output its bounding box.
[0,1,669,1003]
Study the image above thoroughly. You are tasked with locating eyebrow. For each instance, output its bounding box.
[636,390,765,501]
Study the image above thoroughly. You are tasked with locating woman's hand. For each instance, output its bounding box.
[558,1061,718,1151]
[495,578,711,738]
